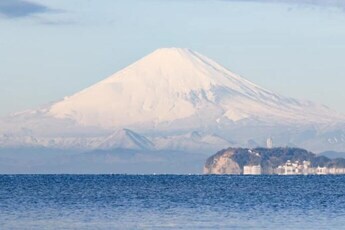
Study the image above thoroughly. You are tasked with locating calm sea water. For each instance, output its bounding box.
[1,175,345,229]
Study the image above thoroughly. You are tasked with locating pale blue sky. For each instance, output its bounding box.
[1,0,345,116]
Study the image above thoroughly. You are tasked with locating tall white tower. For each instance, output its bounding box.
[267,137,273,149]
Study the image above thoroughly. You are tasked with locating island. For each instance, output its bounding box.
[204,147,345,175]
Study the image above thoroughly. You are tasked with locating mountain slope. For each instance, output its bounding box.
[46,48,344,131]
[97,129,154,150]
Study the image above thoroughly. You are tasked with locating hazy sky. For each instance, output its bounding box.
[1,0,345,116]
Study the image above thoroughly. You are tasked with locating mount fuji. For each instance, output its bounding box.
[1,48,345,173]
[42,48,345,128]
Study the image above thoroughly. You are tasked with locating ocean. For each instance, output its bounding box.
[1,175,345,229]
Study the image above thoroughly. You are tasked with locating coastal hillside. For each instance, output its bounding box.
[204,147,345,175]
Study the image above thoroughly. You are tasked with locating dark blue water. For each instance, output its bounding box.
[1,175,345,229]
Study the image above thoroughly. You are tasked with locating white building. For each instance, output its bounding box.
[266,138,273,149]
[243,165,262,175]
[329,168,337,174]
[302,161,311,175]
[316,167,328,175]
[284,160,295,175]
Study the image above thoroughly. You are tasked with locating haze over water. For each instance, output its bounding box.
[1,175,345,229]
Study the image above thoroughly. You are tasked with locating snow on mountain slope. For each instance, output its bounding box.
[97,129,154,150]
[47,48,344,130]
[152,131,233,153]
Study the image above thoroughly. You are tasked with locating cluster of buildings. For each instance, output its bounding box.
[243,160,345,175]
[274,160,345,175]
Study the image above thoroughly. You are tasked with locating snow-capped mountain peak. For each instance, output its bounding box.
[45,48,344,130]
